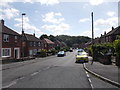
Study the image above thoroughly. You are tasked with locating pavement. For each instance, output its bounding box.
[85,60,120,87]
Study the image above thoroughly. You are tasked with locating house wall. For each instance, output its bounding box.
[2,34,22,59]
[24,41,42,56]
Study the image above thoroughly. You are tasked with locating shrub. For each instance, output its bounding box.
[114,40,120,55]
[37,49,47,57]
[51,49,57,55]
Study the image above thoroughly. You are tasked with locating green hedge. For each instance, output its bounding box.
[113,39,120,66]
[114,40,120,55]
[37,49,47,57]
[86,43,114,61]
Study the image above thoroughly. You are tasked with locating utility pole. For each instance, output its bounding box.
[22,13,26,58]
[91,12,94,65]
[91,12,94,44]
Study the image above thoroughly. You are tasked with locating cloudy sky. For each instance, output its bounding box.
[0,0,119,38]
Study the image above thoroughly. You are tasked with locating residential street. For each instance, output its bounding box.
[2,50,118,88]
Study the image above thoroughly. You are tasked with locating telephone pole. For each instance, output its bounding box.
[91,12,94,65]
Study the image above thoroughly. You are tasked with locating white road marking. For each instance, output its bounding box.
[85,70,94,89]
[31,72,39,76]
[87,74,90,78]
[3,81,17,88]
[43,66,50,70]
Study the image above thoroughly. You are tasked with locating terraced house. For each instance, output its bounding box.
[1,20,22,59]
[22,32,42,57]
[42,38,55,51]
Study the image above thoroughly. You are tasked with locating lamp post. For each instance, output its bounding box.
[91,12,94,65]
[22,13,26,58]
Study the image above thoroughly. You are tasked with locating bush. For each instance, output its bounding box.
[86,43,114,62]
[51,49,57,55]
[114,40,120,55]
[114,40,120,66]
[37,49,47,57]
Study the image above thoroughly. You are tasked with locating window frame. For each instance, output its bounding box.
[3,34,9,42]
[2,48,11,57]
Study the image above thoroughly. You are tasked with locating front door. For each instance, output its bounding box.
[14,48,20,59]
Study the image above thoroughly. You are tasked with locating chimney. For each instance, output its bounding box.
[33,30,35,36]
[112,27,114,30]
[1,19,4,25]
[101,34,102,37]
[33,33,35,37]
[104,31,106,35]
[22,30,24,35]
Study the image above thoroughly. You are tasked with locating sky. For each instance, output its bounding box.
[0,0,119,38]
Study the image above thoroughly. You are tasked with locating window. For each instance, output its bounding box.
[38,42,41,46]
[15,36,17,42]
[3,34,9,42]
[30,42,32,46]
[34,42,36,46]
[2,48,11,57]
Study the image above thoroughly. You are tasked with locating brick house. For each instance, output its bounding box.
[100,26,120,43]
[22,32,42,56]
[54,40,63,48]
[1,20,22,59]
[105,26,120,42]
[42,38,55,51]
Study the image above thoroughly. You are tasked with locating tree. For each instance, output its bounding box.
[40,34,48,40]
[49,35,56,42]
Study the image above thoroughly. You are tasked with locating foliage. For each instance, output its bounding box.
[56,35,91,47]
[116,35,120,39]
[39,34,91,47]
[50,49,57,55]
[39,34,49,40]
[37,49,47,57]
[86,43,114,61]
[114,40,120,55]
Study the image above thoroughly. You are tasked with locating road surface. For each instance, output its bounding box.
[2,50,117,88]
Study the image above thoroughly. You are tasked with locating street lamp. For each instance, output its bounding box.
[22,13,26,33]
[22,13,26,58]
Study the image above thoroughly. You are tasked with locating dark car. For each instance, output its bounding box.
[69,49,73,52]
[57,51,66,57]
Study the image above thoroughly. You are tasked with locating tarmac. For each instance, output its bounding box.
[84,60,120,88]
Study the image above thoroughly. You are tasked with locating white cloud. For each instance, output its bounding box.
[14,17,43,35]
[89,0,104,5]
[42,12,64,24]
[37,0,59,5]
[80,30,92,37]
[0,8,19,19]
[95,17,118,26]
[42,23,70,35]
[79,18,90,23]
[42,12,70,35]
[0,0,59,5]
[107,11,115,17]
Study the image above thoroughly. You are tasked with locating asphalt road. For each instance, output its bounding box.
[2,50,118,88]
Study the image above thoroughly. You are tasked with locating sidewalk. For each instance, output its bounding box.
[85,61,119,84]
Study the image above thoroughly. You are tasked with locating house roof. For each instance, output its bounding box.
[2,25,20,36]
[106,26,120,36]
[24,33,40,42]
[43,38,55,44]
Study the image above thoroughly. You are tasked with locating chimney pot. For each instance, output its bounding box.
[1,19,4,25]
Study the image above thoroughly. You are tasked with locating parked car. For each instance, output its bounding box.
[69,49,73,52]
[75,51,88,63]
[77,49,84,53]
[57,51,66,57]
